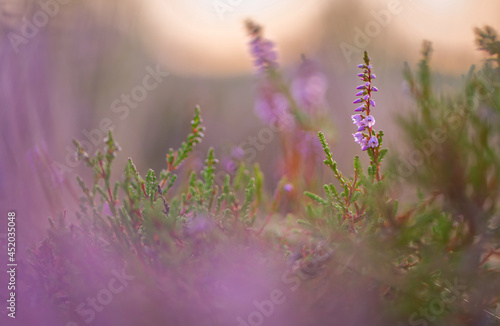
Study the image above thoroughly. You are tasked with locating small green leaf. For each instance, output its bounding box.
[305,191,328,205]
[379,148,389,163]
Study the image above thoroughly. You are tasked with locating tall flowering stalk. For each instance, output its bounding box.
[245,19,308,127]
[308,52,389,229]
[246,20,279,73]
[351,52,387,182]
[246,19,291,128]
[245,20,332,195]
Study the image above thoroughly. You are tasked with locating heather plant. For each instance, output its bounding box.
[304,51,389,233]
[245,20,333,192]
[25,107,279,326]
[297,34,500,325]
[23,24,500,326]
[384,29,500,324]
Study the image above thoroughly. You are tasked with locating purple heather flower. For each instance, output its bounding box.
[222,157,238,173]
[352,132,364,143]
[351,114,363,125]
[354,106,365,112]
[369,99,376,107]
[360,138,369,151]
[231,146,245,160]
[355,91,364,96]
[368,136,379,148]
[363,94,369,101]
[357,64,364,68]
[372,86,378,92]
[249,37,278,71]
[255,80,292,125]
[291,59,327,113]
[371,74,376,79]
[246,21,278,72]
[353,98,362,104]
[352,114,366,131]
[284,183,294,192]
[357,73,364,77]
[364,115,375,127]
[356,85,365,90]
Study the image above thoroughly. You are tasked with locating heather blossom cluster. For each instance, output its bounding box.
[245,20,330,189]
[246,20,279,73]
[351,52,380,151]
[292,58,328,113]
[254,79,291,125]
[246,20,289,125]
[246,20,327,126]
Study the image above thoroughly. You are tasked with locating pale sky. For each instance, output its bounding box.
[87,0,500,75]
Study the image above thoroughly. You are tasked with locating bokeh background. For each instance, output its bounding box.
[1,0,500,252]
